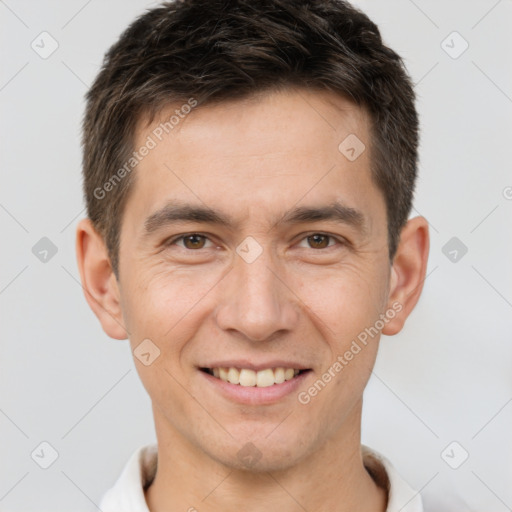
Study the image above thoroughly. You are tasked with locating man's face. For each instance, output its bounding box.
[117,88,392,471]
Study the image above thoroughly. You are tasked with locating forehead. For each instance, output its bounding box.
[136,88,370,159]
[125,88,382,232]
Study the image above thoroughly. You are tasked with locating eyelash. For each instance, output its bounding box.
[166,232,345,251]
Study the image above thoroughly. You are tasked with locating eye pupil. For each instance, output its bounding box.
[184,234,205,249]
[308,234,329,249]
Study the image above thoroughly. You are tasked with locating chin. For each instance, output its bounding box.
[207,431,313,473]
[217,447,301,473]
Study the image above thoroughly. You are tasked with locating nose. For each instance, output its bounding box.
[214,245,300,342]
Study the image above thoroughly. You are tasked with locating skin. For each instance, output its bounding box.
[77,87,429,512]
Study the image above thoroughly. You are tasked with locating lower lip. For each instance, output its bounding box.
[199,369,312,405]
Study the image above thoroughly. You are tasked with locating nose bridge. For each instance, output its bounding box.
[215,242,298,341]
[238,250,278,306]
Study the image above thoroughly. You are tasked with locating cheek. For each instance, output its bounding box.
[293,261,386,347]
[120,267,215,414]
[122,264,217,336]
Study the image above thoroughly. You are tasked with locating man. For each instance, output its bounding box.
[76,0,429,510]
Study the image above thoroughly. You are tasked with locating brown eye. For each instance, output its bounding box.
[182,234,207,249]
[307,234,331,249]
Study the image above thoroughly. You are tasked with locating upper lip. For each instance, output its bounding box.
[199,360,311,371]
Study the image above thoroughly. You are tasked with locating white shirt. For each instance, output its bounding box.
[99,443,424,512]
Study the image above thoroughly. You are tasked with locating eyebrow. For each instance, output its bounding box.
[143,200,367,236]
[143,203,231,235]
[279,203,366,233]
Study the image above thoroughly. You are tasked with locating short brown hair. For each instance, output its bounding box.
[82,0,419,275]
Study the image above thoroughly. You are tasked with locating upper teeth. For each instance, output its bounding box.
[210,367,300,387]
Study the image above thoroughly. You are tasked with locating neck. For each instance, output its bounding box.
[145,402,387,512]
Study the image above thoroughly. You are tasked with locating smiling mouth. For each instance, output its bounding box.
[200,367,310,387]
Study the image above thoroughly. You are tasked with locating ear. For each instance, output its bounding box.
[382,216,430,336]
[75,218,128,340]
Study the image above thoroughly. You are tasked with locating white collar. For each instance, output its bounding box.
[99,443,423,512]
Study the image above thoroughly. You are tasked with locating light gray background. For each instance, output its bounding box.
[1,1,511,511]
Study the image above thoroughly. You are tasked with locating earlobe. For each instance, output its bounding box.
[75,218,128,340]
[382,216,430,336]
